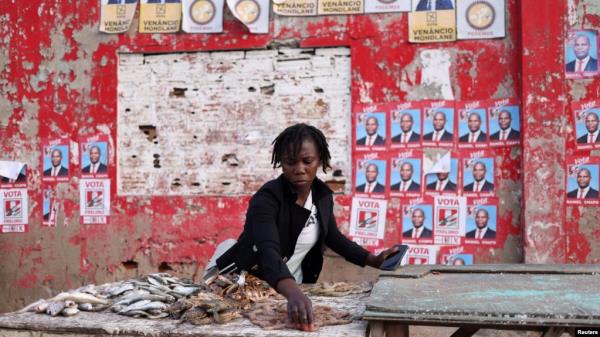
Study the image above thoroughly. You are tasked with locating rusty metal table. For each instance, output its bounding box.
[364,264,600,337]
[0,294,367,337]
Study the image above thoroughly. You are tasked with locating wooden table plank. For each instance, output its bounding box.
[366,266,600,328]
[0,294,368,337]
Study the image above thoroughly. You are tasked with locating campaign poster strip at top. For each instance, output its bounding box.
[182,0,224,33]
[0,162,27,189]
[0,188,28,233]
[80,135,110,179]
[457,100,489,149]
[227,0,270,33]
[464,197,499,245]
[565,29,599,80]
[41,139,70,183]
[433,195,466,245]
[354,104,388,152]
[139,0,182,33]
[400,197,434,245]
[422,101,456,148]
[572,100,600,151]
[408,0,456,43]
[461,150,495,197]
[456,0,506,40]
[389,150,423,198]
[390,102,422,150]
[487,98,521,147]
[80,179,111,224]
[565,156,600,206]
[349,197,387,240]
[99,0,138,33]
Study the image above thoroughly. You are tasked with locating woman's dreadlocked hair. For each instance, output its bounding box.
[271,123,332,173]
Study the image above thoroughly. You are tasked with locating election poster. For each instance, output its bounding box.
[488,98,521,147]
[433,195,466,245]
[457,101,489,149]
[317,0,364,15]
[390,102,422,149]
[404,245,438,265]
[462,150,495,197]
[0,162,27,189]
[80,179,111,224]
[99,0,138,34]
[438,245,474,265]
[464,198,498,245]
[565,29,599,79]
[182,0,224,33]
[41,139,70,183]
[456,0,505,40]
[227,0,269,33]
[364,0,410,14]
[354,106,388,152]
[273,0,318,16]
[139,0,182,33]
[423,151,459,195]
[422,101,455,148]
[401,197,434,245]
[81,135,110,178]
[408,0,456,43]
[390,150,423,198]
[0,189,28,233]
[565,156,600,206]
[42,186,59,227]
[572,100,600,151]
[349,197,387,240]
[354,155,388,198]
[351,237,383,253]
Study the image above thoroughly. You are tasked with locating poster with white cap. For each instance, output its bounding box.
[227,0,269,33]
[423,151,459,195]
[456,0,505,40]
[182,0,224,33]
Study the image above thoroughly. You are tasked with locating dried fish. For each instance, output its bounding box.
[17,299,46,313]
[78,303,93,311]
[46,301,66,317]
[62,307,79,316]
[171,285,200,297]
[50,292,109,305]
[120,300,167,313]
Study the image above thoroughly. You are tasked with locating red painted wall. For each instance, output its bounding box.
[0,0,570,313]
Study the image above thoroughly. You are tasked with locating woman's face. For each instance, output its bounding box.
[281,140,321,192]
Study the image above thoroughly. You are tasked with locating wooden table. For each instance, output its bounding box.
[0,294,368,337]
[364,264,600,337]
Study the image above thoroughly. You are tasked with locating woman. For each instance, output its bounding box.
[213,123,397,328]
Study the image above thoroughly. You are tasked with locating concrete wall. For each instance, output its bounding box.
[2,0,592,313]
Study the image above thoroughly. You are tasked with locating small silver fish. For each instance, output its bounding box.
[171,285,200,297]
[78,303,93,311]
[18,299,46,313]
[46,301,66,316]
[62,307,79,316]
[120,300,167,313]
[50,292,109,305]
[35,302,49,313]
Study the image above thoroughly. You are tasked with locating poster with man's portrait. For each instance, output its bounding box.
[572,100,600,151]
[488,99,520,147]
[390,103,421,149]
[401,201,433,245]
[457,101,488,149]
[355,158,387,197]
[42,140,70,182]
[464,202,497,245]
[422,102,455,148]
[423,154,459,195]
[355,110,387,151]
[81,136,110,178]
[390,151,422,197]
[462,154,494,197]
[565,29,599,79]
[565,157,600,206]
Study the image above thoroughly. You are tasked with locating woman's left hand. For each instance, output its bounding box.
[366,245,400,268]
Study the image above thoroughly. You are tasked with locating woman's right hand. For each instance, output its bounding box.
[276,278,315,331]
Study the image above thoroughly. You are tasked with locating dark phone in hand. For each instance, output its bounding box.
[380,244,409,271]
